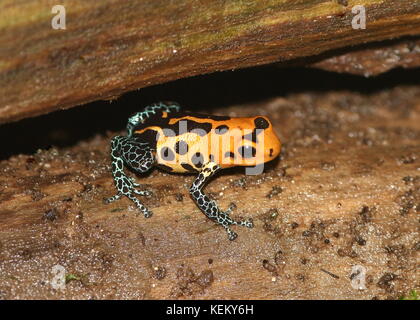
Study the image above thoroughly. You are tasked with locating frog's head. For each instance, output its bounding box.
[238,116,281,165]
[215,116,281,168]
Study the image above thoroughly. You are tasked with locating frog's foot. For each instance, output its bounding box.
[132,189,152,197]
[105,180,152,218]
[190,162,254,241]
[224,225,238,241]
[104,193,122,204]
[128,176,141,187]
[105,191,152,218]
[107,135,155,218]
[105,182,151,202]
[213,207,253,241]
[125,177,153,197]
[234,218,254,229]
[223,203,254,228]
[127,193,153,218]
[225,202,236,215]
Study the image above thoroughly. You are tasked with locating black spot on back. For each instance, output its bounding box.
[157,164,173,172]
[238,145,256,158]
[181,163,197,172]
[225,151,235,159]
[187,113,231,121]
[215,125,229,134]
[133,130,158,148]
[243,129,259,143]
[161,147,175,161]
[254,117,269,129]
[171,119,213,136]
[175,140,189,155]
[136,116,213,137]
[191,152,204,168]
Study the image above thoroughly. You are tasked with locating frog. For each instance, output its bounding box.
[105,102,281,240]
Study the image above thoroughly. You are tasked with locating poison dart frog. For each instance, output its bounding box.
[105,102,281,240]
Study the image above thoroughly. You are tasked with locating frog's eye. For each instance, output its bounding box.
[238,145,256,158]
[254,117,269,129]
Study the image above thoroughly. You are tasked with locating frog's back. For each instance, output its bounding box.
[129,103,281,174]
[133,111,231,132]
[132,111,232,173]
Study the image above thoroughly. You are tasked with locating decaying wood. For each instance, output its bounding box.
[311,38,420,76]
[0,85,418,299]
[1,0,420,124]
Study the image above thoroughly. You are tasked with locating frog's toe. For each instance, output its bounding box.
[128,177,141,187]
[133,189,152,197]
[225,202,237,215]
[241,218,254,228]
[229,216,253,229]
[126,193,152,218]
[227,228,238,241]
[104,193,122,204]
[143,210,153,218]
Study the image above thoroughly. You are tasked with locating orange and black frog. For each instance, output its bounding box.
[105,102,281,240]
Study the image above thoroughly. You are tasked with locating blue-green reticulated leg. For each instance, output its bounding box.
[126,102,181,135]
[189,162,254,240]
[105,136,155,218]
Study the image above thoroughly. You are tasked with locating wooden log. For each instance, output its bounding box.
[310,38,420,76]
[0,0,420,124]
[0,85,418,299]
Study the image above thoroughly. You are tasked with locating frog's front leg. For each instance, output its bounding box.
[105,135,155,218]
[189,162,254,240]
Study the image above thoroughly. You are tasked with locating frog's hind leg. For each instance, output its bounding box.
[144,102,180,114]
[105,135,155,218]
[127,102,181,135]
[189,162,254,241]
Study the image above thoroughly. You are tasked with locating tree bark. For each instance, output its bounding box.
[1,0,419,124]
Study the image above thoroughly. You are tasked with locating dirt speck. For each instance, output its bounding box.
[196,270,214,289]
[266,186,283,199]
[43,209,58,222]
[274,250,286,268]
[171,265,214,297]
[152,266,167,280]
[262,259,277,273]
[377,273,397,293]
[359,206,375,223]
[175,193,184,202]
